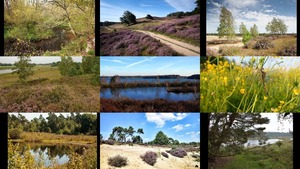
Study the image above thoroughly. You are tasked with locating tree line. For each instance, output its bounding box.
[9,113,97,135]
[102,126,199,146]
[217,6,288,42]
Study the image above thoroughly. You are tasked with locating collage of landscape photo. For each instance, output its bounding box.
[100,113,200,169]
[100,0,200,56]
[8,113,97,169]
[100,57,200,112]
[206,0,296,56]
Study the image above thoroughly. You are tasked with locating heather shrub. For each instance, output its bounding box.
[108,155,128,167]
[166,148,187,158]
[277,44,297,56]
[140,151,158,166]
[254,38,274,49]
[9,129,23,139]
[161,152,169,158]
[106,139,115,145]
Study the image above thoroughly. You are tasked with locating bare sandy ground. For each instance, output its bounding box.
[137,30,200,56]
[206,35,244,52]
[100,144,200,169]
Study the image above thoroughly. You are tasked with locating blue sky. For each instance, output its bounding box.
[100,57,200,76]
[225,56,300,70]
[100,0,197,22]
[100,113,200,143]
[207,0,296,33]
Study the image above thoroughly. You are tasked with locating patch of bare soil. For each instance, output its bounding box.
[206,35,244,52]
[100,144,200,169]
[137,30,200,56]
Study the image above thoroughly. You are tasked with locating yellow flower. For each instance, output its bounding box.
[271,108,279,112]
[264,96,268,100]
[294,89,299,95]
[223,77,228,86]
[203,77,208,81]
[240,89,245,94]
[279,101,285,105]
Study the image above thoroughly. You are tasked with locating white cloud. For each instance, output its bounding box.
[264,9,275,13]
[164,0,195,11]
[140,4,153,7]
[125,57,155,68]
[186,131,200,141]
[185,124,191,127]
[263,4,271,8]
[145,113,188,128]
[225,0,259,8]
[172,124,184,132]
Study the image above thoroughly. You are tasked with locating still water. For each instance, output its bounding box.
[0,69,13,74]
[244,139,282,147]
[100,87,199,101]
[100,77,198,84]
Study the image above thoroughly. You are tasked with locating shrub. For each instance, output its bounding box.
[277,44,297,56]
[140,151,158,166]
[166,148,187,158]
[161,152,169,158]
[9,129,23,139]
[242,31,252,45]
[219,46,240,56]
[108,155,128,167]
[254,38,274,49]
[106,139,115,145]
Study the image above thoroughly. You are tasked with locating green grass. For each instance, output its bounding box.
[201,56,300,112]
[214,140,293,169]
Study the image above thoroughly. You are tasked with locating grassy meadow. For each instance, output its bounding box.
[200,56,300,112]
[209,139,292,169]
[0,65,99,112]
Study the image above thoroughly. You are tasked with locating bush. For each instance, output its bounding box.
[140,151,158,166]
[108,155,128,167]
[254,38,274,49]
[106,139,115,145]
[146,14,153,19]
[166,148,187,158]
[161,152,169,158]
[9,129,23,139]
[242,32,252,45]
[278,44,297,56]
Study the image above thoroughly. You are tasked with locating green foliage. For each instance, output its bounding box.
[153,131,170,145]
[108,155,128,167]
[217,7,235,39]
[266,17,288,34]
[120,11,137,25]
[146,14,154,19]
[110,75,120,85]
[58,56,82,76]
[9,129,23,139]
[250,24,259,38]
[12,56,34,83]
[239,22,248,35]
[242,31,253,45]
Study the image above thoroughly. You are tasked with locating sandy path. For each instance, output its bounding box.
[136,30,200,56]
[206,35,244,52]
[100,144,200,169]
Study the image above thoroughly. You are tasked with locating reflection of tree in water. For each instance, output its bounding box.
[29,144,88,158]
[110,88,121,99]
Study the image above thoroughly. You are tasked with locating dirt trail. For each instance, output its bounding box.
[136,30,200,56]
[100,144,200,169]
[206,35,244,52]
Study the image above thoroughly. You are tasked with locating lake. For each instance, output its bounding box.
[0,69,13,74]
[100,87,199,101]
[244,139,282,147]
[100,77,198,84]
[14,143,88,167]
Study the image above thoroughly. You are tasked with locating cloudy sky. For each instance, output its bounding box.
[100,113,200,143]
[0,57,82,64]
[207,0,296,33]
[100,0,196,22]
[225,56,300,70]
[256,113,293,132]
[100,57,200,76]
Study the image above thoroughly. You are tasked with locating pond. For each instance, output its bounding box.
[0,69,13,74]
[100,77,198,84]
[100,87,199,101]
[244,139,283,147]
[14,143,88,167]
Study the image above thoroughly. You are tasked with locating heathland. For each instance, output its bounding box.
[0,57,99,112]
[100,75,200,112]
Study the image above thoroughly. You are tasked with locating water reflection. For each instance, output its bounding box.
[0,69,13,74]
[100,87,199,101]
[244,139,283,147]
